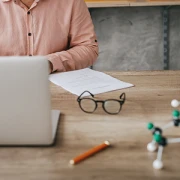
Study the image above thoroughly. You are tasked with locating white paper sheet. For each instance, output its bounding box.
[49,68,134,96]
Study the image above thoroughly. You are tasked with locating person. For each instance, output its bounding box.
[0,0,98,73]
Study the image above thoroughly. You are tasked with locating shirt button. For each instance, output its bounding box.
[27,11,30,15]
[28,33,32,36]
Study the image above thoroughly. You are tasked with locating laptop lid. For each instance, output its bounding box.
[0,56,53,145]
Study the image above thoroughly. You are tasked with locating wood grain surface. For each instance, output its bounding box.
[0,71,180,180]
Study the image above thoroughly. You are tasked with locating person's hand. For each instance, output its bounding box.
[48,61,53,74]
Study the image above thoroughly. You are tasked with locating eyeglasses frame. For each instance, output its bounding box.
[77,91,126,115]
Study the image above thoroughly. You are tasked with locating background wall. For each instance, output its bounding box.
[90,6,180,71]
[169,6,180,70]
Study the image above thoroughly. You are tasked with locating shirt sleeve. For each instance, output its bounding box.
[47,0,99,72]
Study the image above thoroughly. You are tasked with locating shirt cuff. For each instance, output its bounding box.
[46,54,65,72]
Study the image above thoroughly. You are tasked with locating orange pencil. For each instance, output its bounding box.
[69,141,110,165]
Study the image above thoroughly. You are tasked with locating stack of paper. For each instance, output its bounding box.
[49,68,133,96]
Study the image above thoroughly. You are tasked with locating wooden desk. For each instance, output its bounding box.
[1,71,180,180]
[85,0,180,7]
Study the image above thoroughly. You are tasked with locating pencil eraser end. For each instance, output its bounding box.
[69,160,75,165]
[104,141,110,146]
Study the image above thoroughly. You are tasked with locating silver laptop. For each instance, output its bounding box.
[0,56,60,146]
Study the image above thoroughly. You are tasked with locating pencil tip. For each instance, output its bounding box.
[69,160,75,165]
[104,141,110,146]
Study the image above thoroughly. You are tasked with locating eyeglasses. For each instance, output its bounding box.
[77,91,126,115]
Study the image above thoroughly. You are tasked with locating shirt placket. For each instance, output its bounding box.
[26,10,33,56]
[27,1,40,56]
[16,0,39,56]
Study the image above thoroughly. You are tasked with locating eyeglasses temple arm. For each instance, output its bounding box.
[119,93,126,104]
[77,91,94,101]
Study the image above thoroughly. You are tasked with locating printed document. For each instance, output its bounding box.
[49,68,134,96]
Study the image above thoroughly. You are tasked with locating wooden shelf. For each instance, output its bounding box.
[85,0,180,8]
[85,0,129,7]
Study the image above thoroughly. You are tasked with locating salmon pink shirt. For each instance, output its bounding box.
[0,0,98,72]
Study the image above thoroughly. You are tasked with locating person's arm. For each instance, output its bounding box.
[47,0,99,73]
[48,61,53,74]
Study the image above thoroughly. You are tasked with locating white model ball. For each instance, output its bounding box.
[171,99,180,108]
[153,160,163,170]
[147,142,157,152]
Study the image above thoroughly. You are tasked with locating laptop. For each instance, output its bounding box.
[0,56,60,146]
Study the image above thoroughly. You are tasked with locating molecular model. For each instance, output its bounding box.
[147,99,180,170]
